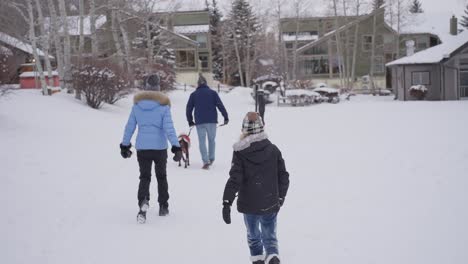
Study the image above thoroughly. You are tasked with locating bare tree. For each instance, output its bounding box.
[34,0,54,87]
[26,0,48,95]
[58,0,73,93]
[47,0,65,88]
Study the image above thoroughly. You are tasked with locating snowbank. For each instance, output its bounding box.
[1,90,468,264]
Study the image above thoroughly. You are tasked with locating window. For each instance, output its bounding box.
[417,41,427,50]
[196,34,207,48]
[303,46,327,55]
[199,52,209,69]
[285,43,293,49]
[362,35,373,52]
[176,50,196,68]
[301,56,329,75]
[373,56,384,73]
[411,71,430,85]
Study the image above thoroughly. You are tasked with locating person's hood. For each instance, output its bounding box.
[133,91,170,110]
[233,132,273,164]
[197,84,210,90]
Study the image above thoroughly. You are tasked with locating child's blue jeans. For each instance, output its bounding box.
[243,213,279,257]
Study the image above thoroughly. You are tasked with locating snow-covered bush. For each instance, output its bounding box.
[0,46,12,85]
[73,63,131,109]
[409,85,428,100]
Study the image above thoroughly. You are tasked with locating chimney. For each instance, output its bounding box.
[450,15,458,36]
[406,40,415,56]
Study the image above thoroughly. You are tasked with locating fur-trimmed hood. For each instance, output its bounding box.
[134,91,170,106]
[233,132,268,151]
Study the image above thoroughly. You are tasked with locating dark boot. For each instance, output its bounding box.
[253,261,264,264]
[267,256,280,264]
[159,203,169,216]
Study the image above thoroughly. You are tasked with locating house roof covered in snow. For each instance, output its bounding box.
[0,32,52,58]
[174,25,209,34]
[44,15,107,36]
[394,12,460,43]
[386,31,468,66]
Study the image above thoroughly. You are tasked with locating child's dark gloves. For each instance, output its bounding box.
[222,200,232,224]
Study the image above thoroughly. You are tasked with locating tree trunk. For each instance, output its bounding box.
[58,0,73,93]
[292,11,300,81]
[332,0,344,88]
[76,0,85,99]
[27,0,48,95]
[117,11,133,78]
[145,20,153,65]
[245,20,251,87]
[370,12,378,92]
[34,0,54,88]
[90,0,98,57]
[47,0,64,88]
[351,23,360,87]
[232,27,245,87]
[111,9,124,68]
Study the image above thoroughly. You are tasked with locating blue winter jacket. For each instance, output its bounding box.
[122,91,180,150]
[186,85,229,125]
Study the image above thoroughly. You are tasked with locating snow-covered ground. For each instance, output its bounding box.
[1,88,468,264]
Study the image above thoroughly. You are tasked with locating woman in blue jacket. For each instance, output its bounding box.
[120,77,182,224]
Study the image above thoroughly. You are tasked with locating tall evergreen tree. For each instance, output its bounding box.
[208,0,224,81]
[460,4,468,30]
[409,0,423,13]
[226,0,261,86]
[373,0,385,10]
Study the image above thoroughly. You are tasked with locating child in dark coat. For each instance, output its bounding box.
[222,112,290,264]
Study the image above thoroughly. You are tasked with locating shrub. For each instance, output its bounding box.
[73,63,131,109]
[409,85,428,100]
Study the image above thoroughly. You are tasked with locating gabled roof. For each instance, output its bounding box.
[386,31,468,66]
[118,10,199,47]
[296,7,387,54]
[0,32,53,58]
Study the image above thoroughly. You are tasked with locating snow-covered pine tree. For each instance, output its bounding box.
[409,0,423,13]
[209,0,224,81]
[132,23,176,90]
[226,0,261,86]
[373,0,385,10]
[460,4,468,30]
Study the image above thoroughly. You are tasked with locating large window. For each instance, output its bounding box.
[411,71,430,85]
[176,50,196,68]
[301,56,330,75]
[373,56,384,73]
[362,35,373,52]
[189,34,208,48]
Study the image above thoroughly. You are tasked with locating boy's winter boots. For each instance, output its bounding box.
[137,199,149,224]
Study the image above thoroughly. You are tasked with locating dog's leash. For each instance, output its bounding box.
[187,126,194,137]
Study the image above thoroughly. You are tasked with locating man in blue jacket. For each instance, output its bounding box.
[120,76,182,224]
[186,74,229,169]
